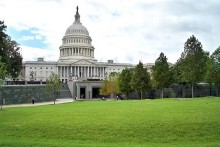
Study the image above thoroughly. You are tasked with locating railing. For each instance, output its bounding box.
[4,81,47,85]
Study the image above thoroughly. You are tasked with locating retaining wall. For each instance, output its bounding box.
[0,85,54,105]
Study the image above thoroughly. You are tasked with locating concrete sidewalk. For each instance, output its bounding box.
[2,98,74,108]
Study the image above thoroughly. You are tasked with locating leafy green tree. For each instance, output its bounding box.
[205,46,220,96]
[0,21,22,78]
[118,68,133,99]
[170,61,188,98]
[0,57,7,109]
[0,56,7,80]
[178,35,209,98]
[131,61,151,99]
[45,72,61,104]
[152,52,172,98]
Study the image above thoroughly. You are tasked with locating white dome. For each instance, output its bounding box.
[59,6,96,62]
[65,23,89,35]
[65,6,89,36]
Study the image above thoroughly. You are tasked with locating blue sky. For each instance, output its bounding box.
[7,27,47,48]
[0,0,220,63]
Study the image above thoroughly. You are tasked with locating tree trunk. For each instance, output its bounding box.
[126,92,129,100]
[192,84,194,98]
[0,92,2,110]
[216,84,219,96]
[140,91,143,100]
[54,91,56,104]
[181,85,186,98]
[161,88,164,99]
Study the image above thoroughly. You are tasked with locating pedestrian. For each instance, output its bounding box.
[31,95,35,104]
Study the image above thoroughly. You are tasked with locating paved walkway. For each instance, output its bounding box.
[2,98,74,108]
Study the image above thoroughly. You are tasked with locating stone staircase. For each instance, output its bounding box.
[57,84,72,98]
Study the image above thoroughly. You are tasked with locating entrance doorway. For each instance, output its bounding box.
[92,87,100,98]
[80,87,85,99]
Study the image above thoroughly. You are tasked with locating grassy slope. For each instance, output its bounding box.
[0,98,220,146]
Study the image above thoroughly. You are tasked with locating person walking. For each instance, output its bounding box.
[31,95,35,104]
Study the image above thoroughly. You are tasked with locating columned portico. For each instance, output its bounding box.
[58,64,106,81]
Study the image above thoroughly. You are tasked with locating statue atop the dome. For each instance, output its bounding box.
[76,6,79,14]
[74,6,80,23]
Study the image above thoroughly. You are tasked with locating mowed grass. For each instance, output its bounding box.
[0,98,220,146]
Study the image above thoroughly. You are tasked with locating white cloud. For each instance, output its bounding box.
[19,35,43,41]
[20,36,35,41]
[20,45,59,62]
[0,0,219,64]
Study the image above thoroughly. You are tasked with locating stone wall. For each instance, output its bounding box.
[0,85,54,105]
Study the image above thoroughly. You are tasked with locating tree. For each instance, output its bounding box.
[0,21,22,78]
[0,57,7,109]
[118,68,133,99]
[151,52,172,98]
[178,35,209,98]
[45,72,61,104]
[131,61,151,99]
[205,46,220,96]
[99,72,120,98]
[107,72,120,98]
[100,80,109,96]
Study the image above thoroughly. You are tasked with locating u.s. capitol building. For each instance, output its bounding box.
[21,7,153,99]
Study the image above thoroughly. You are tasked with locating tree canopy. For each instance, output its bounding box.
[0,21,22,78]
[99,80,109,96]
[118,68,133,99]
[205,47,220,96]
[0,56,7,80]
[131,61,151,99]
[178,35,209,97]
[45,72,61,104]
[151,52,172,98]
[100,72,120,98]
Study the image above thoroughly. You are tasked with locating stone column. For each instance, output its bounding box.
[77,66,79,77]
[82,66,84,77]
[67,66,69,78]
[94,67,96,77]
[63,66,65,77]
[103,67,105,77]
[61,66,63,77]
[87,66,89,77]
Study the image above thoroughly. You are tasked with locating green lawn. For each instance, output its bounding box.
[0,98,220,146]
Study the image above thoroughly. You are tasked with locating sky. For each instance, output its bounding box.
[0,0,219,64]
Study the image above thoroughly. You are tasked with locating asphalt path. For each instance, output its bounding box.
[2,98,74,108]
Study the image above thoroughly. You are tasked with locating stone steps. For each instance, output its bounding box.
[58,84,72,98]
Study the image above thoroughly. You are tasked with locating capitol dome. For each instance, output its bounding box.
[59,6,96,62]
[65,23,89,35]
[65,6,89,36]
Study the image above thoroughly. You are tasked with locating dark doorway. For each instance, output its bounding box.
[80,87,86,99]
[92,87,100,98]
